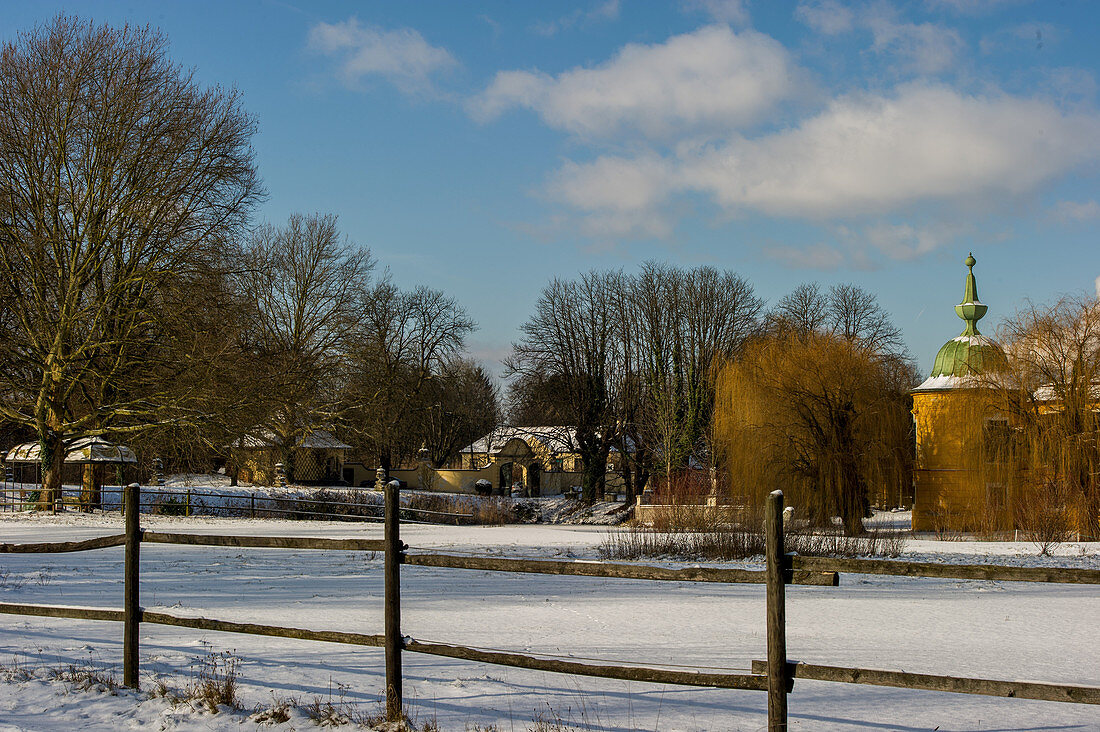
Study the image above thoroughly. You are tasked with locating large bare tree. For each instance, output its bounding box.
[507,271,625,501]
[236,213,373,479]
[347,282,475,471]
[0,16,261,504]
[628,262,763,490]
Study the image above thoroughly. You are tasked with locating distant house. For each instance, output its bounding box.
[231,430,352,486]
[459,426,629,495]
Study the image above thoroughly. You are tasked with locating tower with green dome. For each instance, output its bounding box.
[924,254,1004,383]
[911,254,1005,531]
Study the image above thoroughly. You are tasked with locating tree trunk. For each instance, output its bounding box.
[579,445,608,503]
[80,463,100,512]
[38,434,64,511]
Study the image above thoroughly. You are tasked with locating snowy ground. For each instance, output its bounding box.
[0,512,1098,731]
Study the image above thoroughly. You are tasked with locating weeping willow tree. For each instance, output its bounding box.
[975,295,1100,540]
[715,332,916,535]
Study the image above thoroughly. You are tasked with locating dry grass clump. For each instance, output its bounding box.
[186,649,241,712]
[47,664,119,692]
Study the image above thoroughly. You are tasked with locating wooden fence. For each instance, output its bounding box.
[0,486,1098,731]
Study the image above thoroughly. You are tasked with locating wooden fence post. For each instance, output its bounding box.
[186,489,191,517]
[250,493,256,518]
[765,489,788,731]
[384,480,403,720]
[123,482,141,689]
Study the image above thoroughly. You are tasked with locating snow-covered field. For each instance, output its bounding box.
[0,512,1098,731]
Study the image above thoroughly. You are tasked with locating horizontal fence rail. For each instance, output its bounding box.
[792,555,1100,585]
[0,600,765,690]
[404,640,769,690]
[0,535,126,553]
[750,660,1100,705]
[1,484,1098,731]
[141,532,387,552]
[403,552,839,586]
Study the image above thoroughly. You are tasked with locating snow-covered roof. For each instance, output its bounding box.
[4,437,137,464]
[462,426,636,455]
[913,374,976,391]
[234,430,351,450]
[463,426,578,455]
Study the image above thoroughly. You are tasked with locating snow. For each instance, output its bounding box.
[1,513,1098,730]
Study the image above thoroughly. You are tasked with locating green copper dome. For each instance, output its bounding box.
[927,253,1004,380]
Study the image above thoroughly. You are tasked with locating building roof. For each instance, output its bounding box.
[4,436,137,464]
[919,253,1005,390]
[235,430,351,450]
[463,426,579,455]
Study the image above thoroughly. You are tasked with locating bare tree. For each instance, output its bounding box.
[420,358,500,468]
[236,213,373,479]
[507,272,625,501]
[771,283,904,354]
[980,295,1100,539]
[348,281,475,471]
[0,16,261,504]
[628,263,763,490]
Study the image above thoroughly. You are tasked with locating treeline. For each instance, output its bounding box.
[506,267,922,534]
[0,17,498,503]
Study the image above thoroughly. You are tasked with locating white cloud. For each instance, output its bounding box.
[860,221,972,260]
[1095,275,1100,300]
[533,0,620,36]
[796,4,965,75]
[548,83,1100,236]
[863,11,966,75]
[308,18,456,93]
[926,0,1025,15]
[469,26,801,138]
[795,0,855,35]
[684,0,751,25]
[1053,200,1100,222]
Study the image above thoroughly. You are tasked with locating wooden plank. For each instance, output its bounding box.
[792,556,1100,585]
[0,602,124,622]
[141,612,386,647]
[123,483,140,689]
[141,532,386,552]
[404,553,837,586]
[405,640,769,691]
[751,660,1100,705]
[765,490,789,730]
[384,481,403,721]
[0,534,126,553]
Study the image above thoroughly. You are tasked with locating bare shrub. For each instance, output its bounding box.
[1015,479,1074,556]
[187,650,241,712]
[0,567,26,590]
[47,664,118,693]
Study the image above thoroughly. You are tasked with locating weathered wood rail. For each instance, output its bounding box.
[1,484,1098,732]
[750,660,1100,705]
[792,555,1100,584]
[404,551,839,586]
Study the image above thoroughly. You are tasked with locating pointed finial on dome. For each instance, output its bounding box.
[955,253,986,336]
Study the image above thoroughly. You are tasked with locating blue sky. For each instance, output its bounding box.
[3,1,1098,375]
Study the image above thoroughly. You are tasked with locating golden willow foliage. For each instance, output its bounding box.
[976,296,1100,540]
[715,333,914,536]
